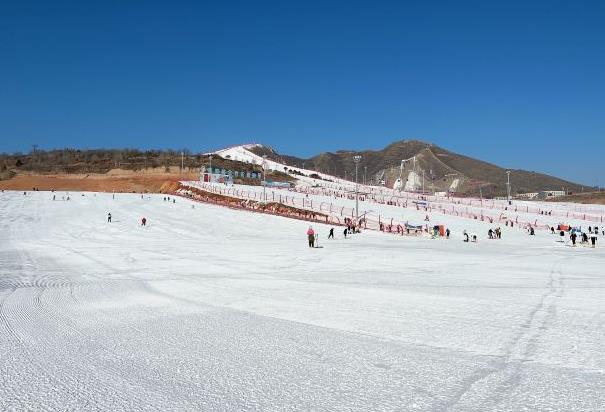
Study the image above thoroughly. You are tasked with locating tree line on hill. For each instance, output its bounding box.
[0,148,261,179]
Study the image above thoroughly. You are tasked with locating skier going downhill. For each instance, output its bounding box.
[328,228,334,239]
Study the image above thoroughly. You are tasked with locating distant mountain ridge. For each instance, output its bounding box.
[249,140,584,196]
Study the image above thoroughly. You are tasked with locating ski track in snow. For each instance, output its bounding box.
[0,190,604,411]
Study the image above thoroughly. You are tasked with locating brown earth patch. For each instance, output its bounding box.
[0,170,199,193]
[546,191,605,205]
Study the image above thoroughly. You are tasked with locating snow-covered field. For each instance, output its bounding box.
[1,190,604,410]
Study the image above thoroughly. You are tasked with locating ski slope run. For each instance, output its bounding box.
[1,190,604,410]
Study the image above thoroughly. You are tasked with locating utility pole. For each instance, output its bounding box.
[354,155,362,220]
[506,170,511,204]
[209,154,213,178]
[262,155,267,201]
[399,160,405,192]
[364,166,367,186]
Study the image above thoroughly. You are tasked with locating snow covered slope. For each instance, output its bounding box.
[214,144,355,188]
[1,190,604,410]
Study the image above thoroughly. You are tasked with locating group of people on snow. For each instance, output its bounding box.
[307,221,364,246]
[462,230,478,243]
[566,226,599,248]
[488,227,502,239]
[343,217,361,235]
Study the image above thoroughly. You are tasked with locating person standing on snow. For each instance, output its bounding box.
[141,217,147,226]
[307,226,315,247]
[590,232,597,248]
[446,228,450,239]
[107,213,112,223]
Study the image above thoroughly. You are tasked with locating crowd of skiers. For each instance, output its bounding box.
[564,225,599,248]
[306,221,365,247]
[5,189,603,250]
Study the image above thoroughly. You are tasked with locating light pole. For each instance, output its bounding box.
[506,170,511,204]
[354,155,362,220]
[399,160,406,192]
[262,155,267,201]
[208,154,213,182]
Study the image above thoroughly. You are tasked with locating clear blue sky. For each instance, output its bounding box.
[1,1,603,185]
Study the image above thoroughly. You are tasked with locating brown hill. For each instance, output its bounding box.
[250,140,583,197]
[0,149,292,192]
[545,191,605,205]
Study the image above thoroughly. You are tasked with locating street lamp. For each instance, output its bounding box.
[208,154,213,182]
[506,170,511,204]
[399,160,405,192]
[353,155,362,220]
[262,155,267,201]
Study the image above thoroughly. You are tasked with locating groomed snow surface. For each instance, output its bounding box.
[1,190,604,411]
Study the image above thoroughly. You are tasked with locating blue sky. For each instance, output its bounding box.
[1,1,603,185]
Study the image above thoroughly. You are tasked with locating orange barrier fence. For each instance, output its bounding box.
[188,182,565,232]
